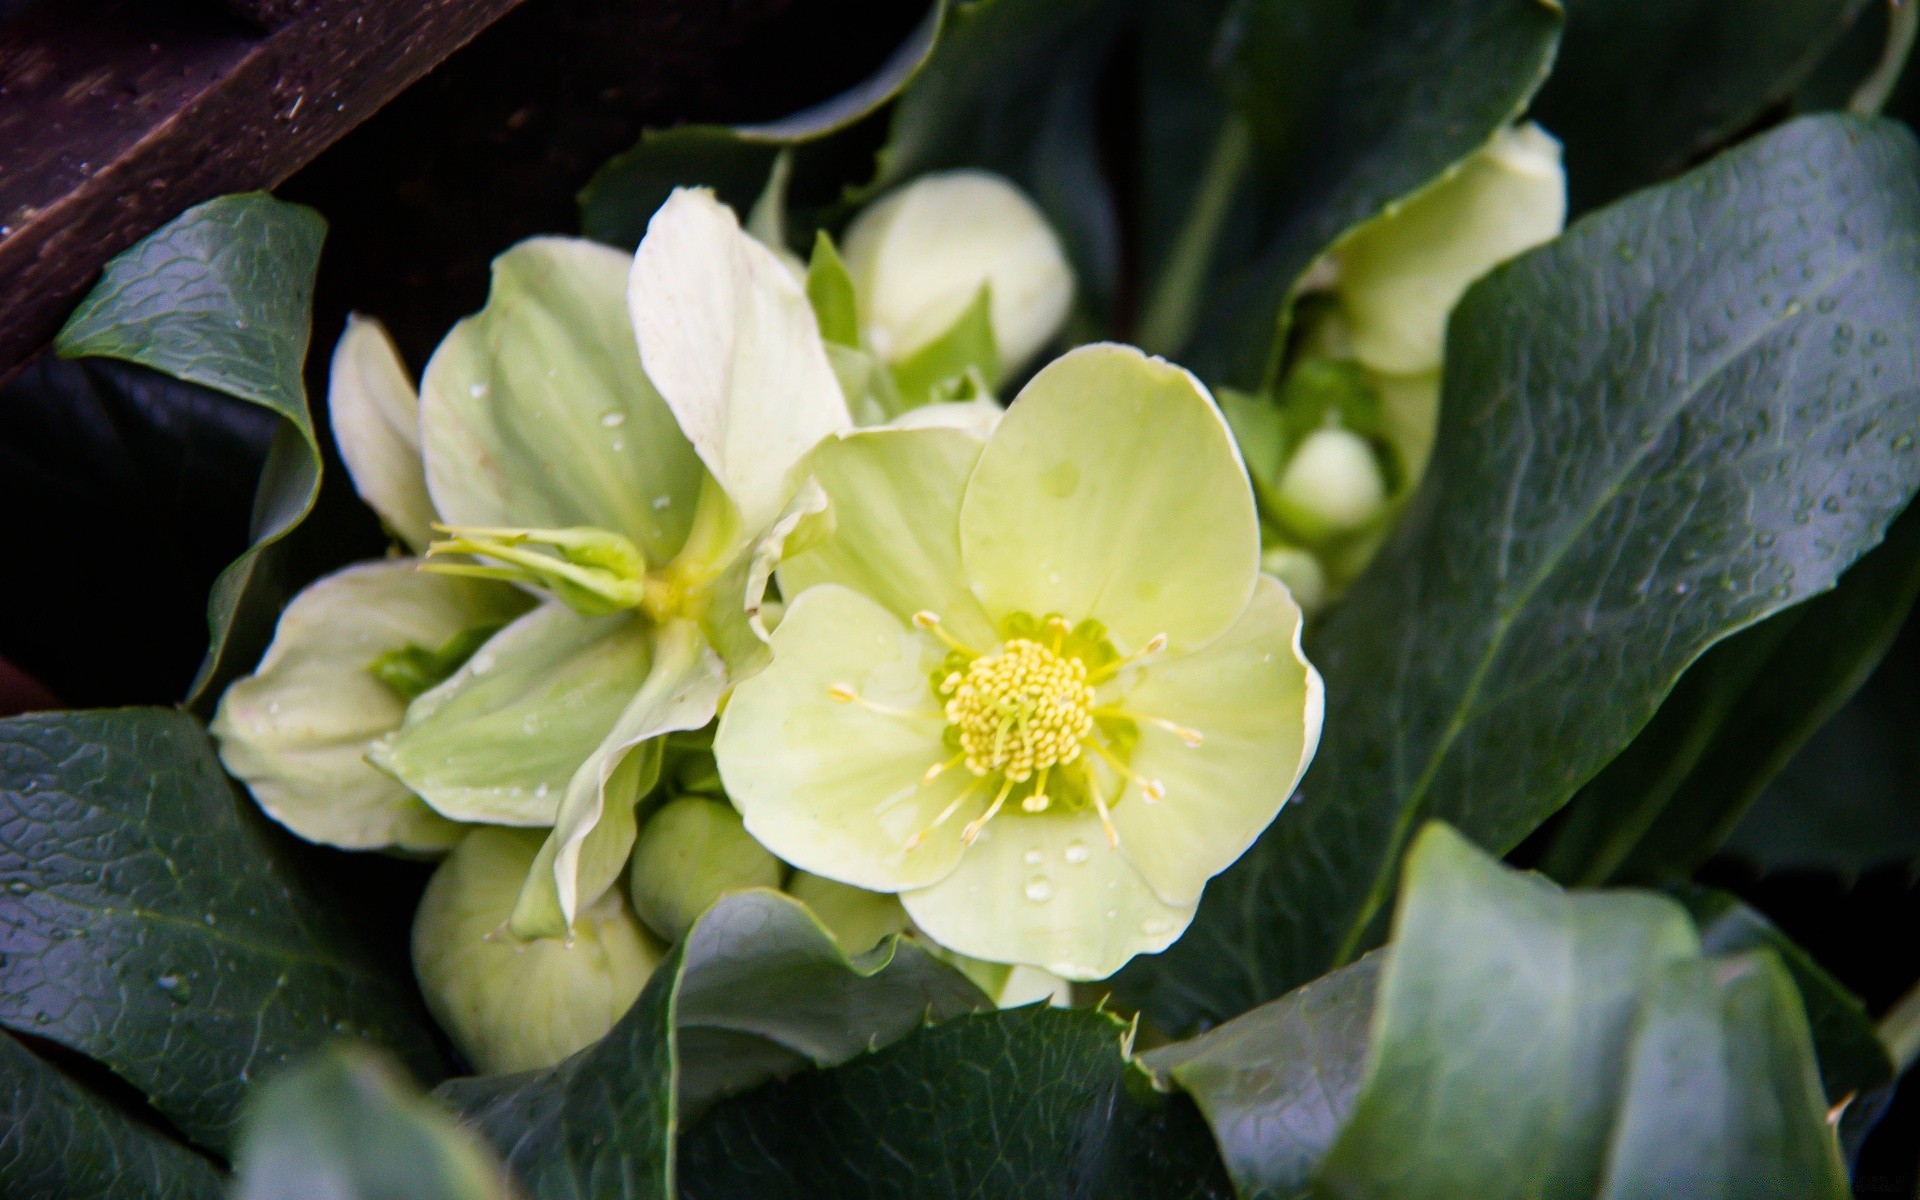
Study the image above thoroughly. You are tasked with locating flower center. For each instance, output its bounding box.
[939,638,1095,782]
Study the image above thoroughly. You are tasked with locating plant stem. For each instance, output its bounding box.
[1136,113,1252,358]
[1879,977,1920,1076]
[1851,0,1918,116]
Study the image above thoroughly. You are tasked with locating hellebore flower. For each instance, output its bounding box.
[714,343,1323,979]
[215,185,852,972]
[841,170,1074,385]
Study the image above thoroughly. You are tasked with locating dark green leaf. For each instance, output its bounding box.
[1722,617,1920,875]
[0,1031,224,1200]
[1595,952,1845,1199]
[439,890,985,1199]
[233,1043,513,1200]
[1670,885,1896,1157]
[1541,495,1920,887]
[579,3,944,250]
[0,356,277,707]
[1171,0,1561,388]
[1142,954,1379,1200]
[1315,824,1702,1198]
[1120,114,1920,1032]
[0,709,447,1155]
[871,0,1126,322]
[1309,824,1847,1200]
[680,1006,1233,1200]
[1535,0,1868,213]
[54,193,327,708]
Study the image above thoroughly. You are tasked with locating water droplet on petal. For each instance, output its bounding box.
[601,412,626,428]
[1023,849,1044,866]
[1024,876,1053,902]
[1064,841,1090,864]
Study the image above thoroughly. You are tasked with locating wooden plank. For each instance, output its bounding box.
[0,0,526,384]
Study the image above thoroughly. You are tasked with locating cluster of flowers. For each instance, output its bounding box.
[213,128,1563,1073]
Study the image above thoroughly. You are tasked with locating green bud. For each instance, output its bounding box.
[1274,427,1390,543]
[627,795,785,942]
[423,524,648,617]
[785,871,910,956]
[842,170,1073,380]
[1260,543,1330,615]
[413,827,664,1074]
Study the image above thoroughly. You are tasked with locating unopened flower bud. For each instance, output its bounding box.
[785,871,910,955]
[1330,122,1565,376]
[413,828,663,1074]
[1260,543,1330,614]
[842,170,1074,380]
[1275,428,1389,543]
[627,795,785,943]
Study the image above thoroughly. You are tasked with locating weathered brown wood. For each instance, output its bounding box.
[0,0,526,384]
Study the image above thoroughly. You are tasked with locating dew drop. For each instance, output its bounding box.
[610,438,625,451]
[1022,849,1044,866]
[1024,876,1053,902]
[156,973,192,1003]
[5,880,28,896]
[653,494,672,510]
[601,412,626,428]
[468,383,486,398]
[1064,840,1090,864]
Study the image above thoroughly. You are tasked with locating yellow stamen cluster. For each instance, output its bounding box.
[940,638,1095,782]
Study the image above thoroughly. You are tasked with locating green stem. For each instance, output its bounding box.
[1851,0,1919,116]
[1880,977,1920,1076]
[1136,113,1253,357]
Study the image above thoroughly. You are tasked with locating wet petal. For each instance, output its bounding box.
[959,343,1259,652]
[212,560,525,852]
[421,236,704,563]
[369,602,653,826]
[715,584,978,893]
[1110,576,1324,906]
[901,807,1194,981]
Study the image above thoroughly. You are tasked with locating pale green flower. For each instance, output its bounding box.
[842,170,1074,383]
[215,188,852,950]
[413,827,663,1073]
[715,343,1323,979]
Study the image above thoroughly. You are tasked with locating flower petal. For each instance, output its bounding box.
[901,808,1194,981]
[421,236,705,563]
[509,619,728,940]
[715,584,978,893]
[211,560,525,852]
[1109,575,1324,906]
[412,827,663,1074]
[629,189,851,534]
[959,343,1259,652]
[329,315,436,552]
[780,426,998,650]
[1332,122,1566,375]
[369,602,653,826]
